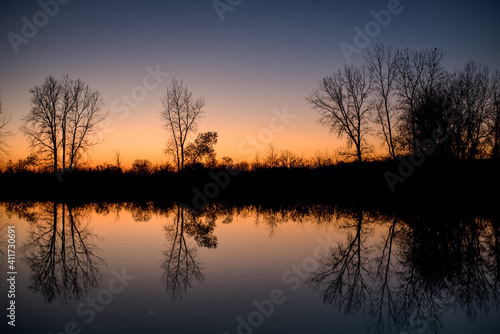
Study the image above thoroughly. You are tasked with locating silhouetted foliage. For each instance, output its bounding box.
[5,154,38,173]
[185,131,218,167]
[130,159,153,175]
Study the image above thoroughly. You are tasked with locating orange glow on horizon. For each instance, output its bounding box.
[4,93,387,169]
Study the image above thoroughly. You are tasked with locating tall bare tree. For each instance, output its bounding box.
[0,90,11,160]
[448,61,492,159]
[489,70,500,158]
[20,76,106,173]
[160,78,205,172]
[64,78,106,169]
[395,48,448,154]
[365,44,399,159]
[307,65,372,162]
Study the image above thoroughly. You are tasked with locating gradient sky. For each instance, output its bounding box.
[1,0,499,167]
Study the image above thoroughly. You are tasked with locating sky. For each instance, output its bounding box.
[1,0,499,167]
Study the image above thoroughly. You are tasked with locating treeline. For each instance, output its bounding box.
[1,45,499,178]
[2,157,499,212]
[308,44,500,161]
[1,145,339,174]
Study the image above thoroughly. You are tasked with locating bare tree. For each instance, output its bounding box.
[20,76,106,173]
[310,149,337,168]
[366,44,399,159]
[114,150,122,170]
[395,48,448,154]
[64,78,106,169]
[307,65,372,162]
[0,91,11,160]
[22,77,60,171]
[264,144,280,168]
[251,153,263,170]
[448,61,492,159]
[160,78,205,172]
[278,149,304,168]
[488,70,500,158]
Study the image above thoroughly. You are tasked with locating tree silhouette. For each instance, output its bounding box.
[365,44,399,159]
[130,159,153,175]
[395,48,449,156]
[448,60,493,159]
[307,65,372,162]
[160,78,205,172]
[263,144,280,168]
[488,70,500,158]
[306,46,500,160]
[185,131,218,167]
[0,91,11,160]
[20,76,106,173]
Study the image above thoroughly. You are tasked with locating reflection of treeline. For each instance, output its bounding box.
[308,210,500,334]
[4,201,500,327]
[5,201,499,231]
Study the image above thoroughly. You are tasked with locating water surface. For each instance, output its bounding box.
[1,202,499,334]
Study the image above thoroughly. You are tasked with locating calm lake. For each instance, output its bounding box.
[1,202,499,334]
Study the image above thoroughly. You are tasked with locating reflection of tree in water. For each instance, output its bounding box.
[7,197,497,334]
[255,206,289,236]
[491,216,500,286]
[309,210,374,315]
[309,211,500,334]
[160,205,217,302]
[397,215,500,332]
[367,216,400,334]
[253,204,338,236]
[19,202,104,304]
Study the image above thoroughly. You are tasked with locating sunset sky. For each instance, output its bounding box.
[1,0,499,167]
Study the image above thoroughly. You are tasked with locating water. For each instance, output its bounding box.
[1,202,499,334]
